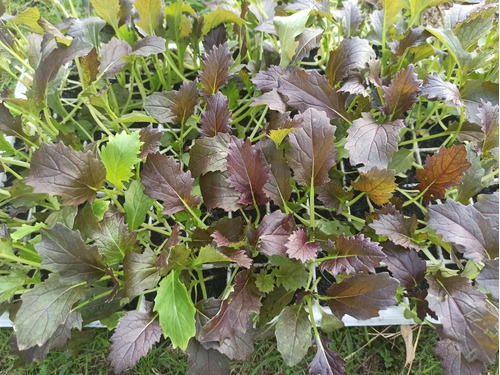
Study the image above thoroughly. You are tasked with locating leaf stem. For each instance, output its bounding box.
[196,268,208,300]
[345,192,365,207]
[399,131,452,146]
[447,105,465,146]
[71,288,114,312]
[0,253,40,267]
[0,157,30,168]
[309,181,315,235]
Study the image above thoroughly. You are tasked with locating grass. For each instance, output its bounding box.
[1,325,446,374]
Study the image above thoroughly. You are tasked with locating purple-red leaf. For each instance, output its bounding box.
[478,101,499,157]
[309,336,347,375]
[317,182,353,214]
[247,210,297,257]
[326,273,399,320]
[389,27,430,57]
[200,92,232,137]
[369,210,420,250]
[327,37,375,85]
[278,69,346,120]
[36,223,106,284]
[26,142,106,206]
[426,272,499,364]
[476,259,499,300]
[474,192,499,229]
[14,275,88,350]
[108,305,162,373]
[143,91,176,123]
[382,242,426,289]
[189,133,231,178]
[416,145,471,204]
[287,108,337,187]
[9,311,82,364]
[251,65,285,93]
[186,339,231,375]
[251,89,287,113]
[275,305,311,366]
[381,64,422,119]
[35,39,92,99]
[130,36,166,57]
[428,200,498,262]
[345,112,405,172]
[257,138,292,207]
[172,80,199,124]
[285,228,321,262]
[199,42,233,95]
[434,339,487,375]
[99,37,131,78]
[420,75,463,108]
[320,234,386,276]
[203,24,227,52]
[141,153,200,215]
[225,137,270,205]
[123,248,160,298]
[139,125,162,158]
[200,270,261,344]
[199,171,243,212]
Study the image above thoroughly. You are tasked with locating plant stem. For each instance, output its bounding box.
[0,157,30,168]
[399,131,452,146]
[346,192,365,207]
[309,181,315,235]
[196,268,208,300]
[0,253,40,267]
[447,105,465,146]
[71,288,114,312]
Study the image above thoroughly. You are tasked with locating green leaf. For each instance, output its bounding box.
[275,305,311,367]
[113,111,157,124]
[268,128,297,148]
[90,0,120,31]
[91,214,139,266]
[0,269,28,304]
[124,180,153,231]
[91,200,110,220]
[273,9,310,68]
[255,269,275,293]
[14,275,88,350]
[380,0,404,26]
[101,131,143,190]
[154,269,196,350]
[274,258,308,291]
[165,1,195,41]
[192,245,231,267]
[202,8,245,35]
[12,8,44,33]
[425,26,471,71]
[408,0,448,26]
[135,0,162,35]
[388,148,415,175]
[11,223,47,241]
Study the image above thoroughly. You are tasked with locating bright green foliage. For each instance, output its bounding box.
[124,180,153,231]
[273,9,310,68]
[134,0,162,35]
[202,8,245,35]
[154,269,196,351]
[101,131,143,190]
[89,0,120,31]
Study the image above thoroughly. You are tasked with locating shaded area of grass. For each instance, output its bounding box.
[1,325,445,374]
